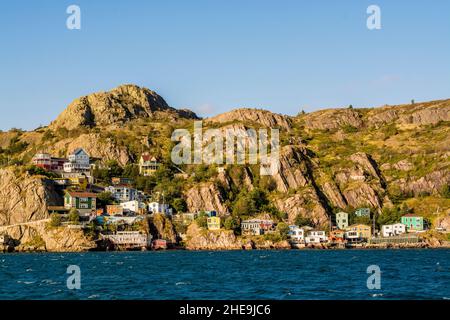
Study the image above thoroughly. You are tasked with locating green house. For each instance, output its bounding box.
[401,214,425,231]
[64,191,97,216]
[355,208,370,217]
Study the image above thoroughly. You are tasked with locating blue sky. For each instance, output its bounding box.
[1,0,449,130]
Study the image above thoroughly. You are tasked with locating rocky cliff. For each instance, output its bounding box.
[49,84,198,130]
[0,169,59,225]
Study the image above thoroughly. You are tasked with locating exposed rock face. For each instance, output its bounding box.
[50,133,132,166]
[272,146,311,192]
[301,108,364,130]
[275,190,329,226]
[0,169,59,226]
[49,84,198,130]
[2,222,96,252]
[150,213,177,243]
[184,182,229,214]
[207,108,292,130]
[394,169,450,196]
[185,223,241,250]
[322,181,348,209]
[366,99,450,127]
[342,183,383,210]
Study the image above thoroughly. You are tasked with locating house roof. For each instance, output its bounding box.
[141,153,158,162]
[71,148,89,156]
[66,191,97,198]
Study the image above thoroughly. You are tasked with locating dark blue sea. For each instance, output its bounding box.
[1,249,449,300]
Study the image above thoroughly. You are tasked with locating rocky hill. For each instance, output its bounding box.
[0,85,449,241]
[49,84,198,130]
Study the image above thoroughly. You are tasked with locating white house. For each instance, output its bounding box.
[64,148,90,173]
[120,200,147,215]
[305,230,327,244]
[148,202,172,215]
[288,225,305,242]
[106,185,138,202]
[382,223,406,237]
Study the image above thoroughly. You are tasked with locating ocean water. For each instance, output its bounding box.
[0,249,449,300]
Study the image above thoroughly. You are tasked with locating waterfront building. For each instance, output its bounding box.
[241,219,274,235]
[139,153,160,176]
[329,229,345,243]
[101,231,151,248]
[381,223,406,237]
[304,230,327,244]
[345,224,371,239]
[401,214,425,232]
[288,225,305,242]
[207,216,221,230]
[64,191,97,216]
[335,211,349,229]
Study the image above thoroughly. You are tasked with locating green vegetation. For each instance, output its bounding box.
[48,213,62,227]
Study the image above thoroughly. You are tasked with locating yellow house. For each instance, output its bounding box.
[139,153,160,176]
[346,224,372,239]
[207,217,221,230]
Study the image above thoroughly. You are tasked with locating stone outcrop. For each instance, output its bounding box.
[0,169,60,226]
[301,108,364,130]
[394,169,450,196]
[150,213,177,243]
[207,108,292,130]
[185,223,241,250]
[184,182,229,214]
[2,221,96,252]
[275,190,329,226]
[50,133,132,166]
[367,99,450,127]
[49,84,198,130]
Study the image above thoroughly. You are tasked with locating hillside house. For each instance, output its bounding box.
[335,211,349,229]
[120,200,147,215]
[173,213,198,225]
[106,185,138,202]
[148,202,172,215]
[64,191,97,216]
[111,177,133,186]
[139,153,160,176]
[64,148,90,174]
[106,205,124,216]
[32,152,66,172]
[241,219,274,235]
[401,214,426,232]
[207,216,221,230]
[355,208,371,217]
